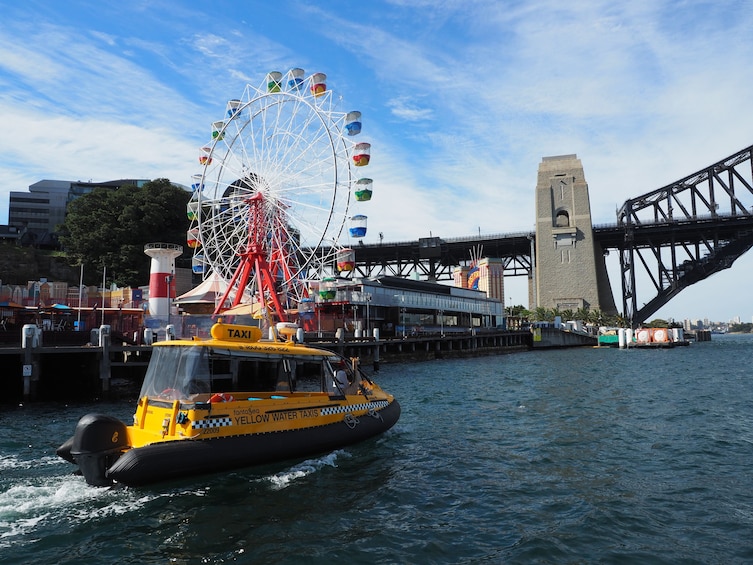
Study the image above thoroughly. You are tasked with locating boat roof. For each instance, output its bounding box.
[153,321,337,359]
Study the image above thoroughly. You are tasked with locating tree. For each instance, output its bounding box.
[574,307,590,322]
[532,307,550,322]
[560,308,575,322]
[505,303,527,317]
[58,179,191,287]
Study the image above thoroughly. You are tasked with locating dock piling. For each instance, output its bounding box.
[99,325,111,396]
[373,328,380,372]
[21,324,41,401]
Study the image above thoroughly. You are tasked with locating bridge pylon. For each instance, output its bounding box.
[534,154,616,315]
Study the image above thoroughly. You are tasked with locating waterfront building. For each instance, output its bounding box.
[314,275,505,337]
[8,178,149,245]
[453,266,469,289]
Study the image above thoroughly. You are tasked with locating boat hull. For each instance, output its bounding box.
[84,399,399,487]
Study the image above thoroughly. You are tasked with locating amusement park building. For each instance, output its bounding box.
[316,275,505,337]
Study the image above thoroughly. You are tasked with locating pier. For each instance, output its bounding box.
[316,328,532,366]
[0,326,534,403]
[0,326,151,403]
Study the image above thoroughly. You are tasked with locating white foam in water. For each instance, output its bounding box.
[0,454,31,471]
[0,454,78,473]
[0,476,99,546]
[266,450,350,490]
[0,472,167,548]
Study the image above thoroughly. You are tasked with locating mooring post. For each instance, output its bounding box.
[336,327,345,356]
[21,324,41,401]
[372,328,380,372]
[99,325,111,396]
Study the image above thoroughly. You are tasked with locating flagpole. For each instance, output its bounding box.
[101,265,106,326]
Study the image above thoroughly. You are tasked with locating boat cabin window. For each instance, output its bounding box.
[140,345,345,399]
[139,346,211,399]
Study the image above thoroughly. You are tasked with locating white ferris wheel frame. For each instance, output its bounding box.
[188,70,367,311]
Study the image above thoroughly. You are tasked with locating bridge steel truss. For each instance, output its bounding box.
[347,234,534,282]
[610,144,753,327]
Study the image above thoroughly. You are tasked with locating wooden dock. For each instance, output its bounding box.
[0,328,153,403]
[0,326,533,403]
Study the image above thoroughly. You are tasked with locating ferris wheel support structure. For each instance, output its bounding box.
[213,192,288,320]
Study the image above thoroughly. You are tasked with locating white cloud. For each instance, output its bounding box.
[386,96,434,122]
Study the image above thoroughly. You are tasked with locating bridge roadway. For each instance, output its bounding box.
[593,214,753,249]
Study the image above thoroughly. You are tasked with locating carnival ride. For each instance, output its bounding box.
[185,69,373,328]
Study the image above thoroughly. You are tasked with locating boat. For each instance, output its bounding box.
[57,320,400,487]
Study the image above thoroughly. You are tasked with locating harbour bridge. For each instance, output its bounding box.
[345,144,753,327]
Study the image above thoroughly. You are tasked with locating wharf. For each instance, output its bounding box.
[313,328,532,365]
[0,330,152,403]
[0,327,532,403]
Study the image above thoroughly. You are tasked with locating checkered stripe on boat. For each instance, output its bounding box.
[192,417,233,429]
[321,400,389,416]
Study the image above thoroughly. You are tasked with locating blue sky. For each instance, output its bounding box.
[2,0,753,322]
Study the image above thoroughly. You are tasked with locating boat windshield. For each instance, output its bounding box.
[139,345,211,399]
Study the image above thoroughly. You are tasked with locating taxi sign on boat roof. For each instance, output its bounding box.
[210,321,263,342]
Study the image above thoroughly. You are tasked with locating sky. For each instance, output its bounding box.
[2,0,753,323]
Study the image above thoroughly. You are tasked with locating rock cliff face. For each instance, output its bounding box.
[0,245,79,285]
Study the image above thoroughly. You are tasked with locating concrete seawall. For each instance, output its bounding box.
[531,327,597,348]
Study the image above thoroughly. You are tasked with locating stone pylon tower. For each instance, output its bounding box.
[534,154,616,314]
[453,266,469,289]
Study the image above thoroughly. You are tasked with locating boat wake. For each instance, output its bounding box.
[0,454,62,471]
[0,456,168,548]
[264,450,351,490]
[0,472,107,548]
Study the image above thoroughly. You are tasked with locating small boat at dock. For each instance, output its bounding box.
[57,320,400,487]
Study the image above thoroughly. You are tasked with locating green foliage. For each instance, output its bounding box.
[646,318,669,328]
[58,179,191,287]
[532,307,549,322]
[505,304,528,316]
[729,322,753,333]
[513,305,628,327]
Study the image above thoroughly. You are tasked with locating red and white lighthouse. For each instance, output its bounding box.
[144,243,183,318]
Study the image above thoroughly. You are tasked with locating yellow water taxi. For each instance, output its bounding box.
[57,320,400,486]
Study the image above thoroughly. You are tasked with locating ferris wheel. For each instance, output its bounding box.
[186,68,372,319]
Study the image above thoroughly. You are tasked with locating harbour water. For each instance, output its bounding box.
[2,334,753,564]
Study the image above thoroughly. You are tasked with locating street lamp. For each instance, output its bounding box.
[393,294,406,338]
[365,293,372,334]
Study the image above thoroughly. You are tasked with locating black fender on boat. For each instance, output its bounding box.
[56,435,76,464]
[59,413,130,487]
